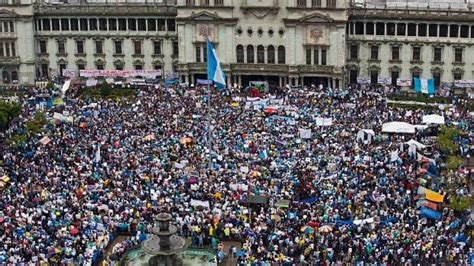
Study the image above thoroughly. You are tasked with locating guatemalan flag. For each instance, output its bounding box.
[207,39,226,89]
[414,78,435,95]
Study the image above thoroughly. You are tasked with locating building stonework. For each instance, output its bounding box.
[0,0,473,88]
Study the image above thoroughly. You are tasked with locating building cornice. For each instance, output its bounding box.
[33,4,176,17]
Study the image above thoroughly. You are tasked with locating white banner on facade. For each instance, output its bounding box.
[454,80,474,88]
[357,77,371,85]
[397,79,412,87]
[79,70,161,78]
[62,69,76,78]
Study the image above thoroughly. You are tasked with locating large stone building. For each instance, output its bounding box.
[0,0,473,89]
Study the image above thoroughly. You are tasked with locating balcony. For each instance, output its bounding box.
[231,63,289,73]
[0,56,20,65]
[297,65,333,74]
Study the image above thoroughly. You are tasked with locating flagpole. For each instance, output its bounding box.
[206,25,212,175]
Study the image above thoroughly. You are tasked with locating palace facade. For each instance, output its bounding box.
[1,0,473,89]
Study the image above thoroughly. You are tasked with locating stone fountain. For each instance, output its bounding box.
[120,213,192,266]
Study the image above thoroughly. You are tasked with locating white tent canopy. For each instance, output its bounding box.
[382,122,416,134]
[422,114,445,125]
[357,129,375,143]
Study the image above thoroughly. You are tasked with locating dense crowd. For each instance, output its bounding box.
[0,84,472,265]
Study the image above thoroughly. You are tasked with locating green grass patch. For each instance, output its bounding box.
[80,86,136,99]
[388,94,452,104]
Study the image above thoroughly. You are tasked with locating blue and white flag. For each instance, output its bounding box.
[414,78,435,94]
[207,40,226,89]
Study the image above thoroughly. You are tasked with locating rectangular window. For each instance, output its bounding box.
[460,25,469,38]
[407,23,416,36]
[0,43,3,57]
[321,48,326,65]
[454,48,463,62]
[433,47,442,61]
[58,41,65,54]
[52,19,60,31]
[71,19,79,31]
[429,24,437,37]
[391,46,399,60]
[42,19,51,31]
[313,48,319,65]
[391,71,399,86]
[9,21,13,32]
[433,72,441,88]
[135,65,143,70]
[11,43,15,57]
[312,0,321,7]
[76,40,84,54]
[148,19,156,31]
[109,18,117,31]
[370,70,378,85]
[418,24,427,36]
[195,46,201,62]
[97,64,104,70]
[5,43,9,57]
[167,19,176,31]
[172,41,179,56]
[99,18,107,31]
[115,40,122,54]
[134,41,142,55]
[297,0,306,7]
[157,19,166,31]
[89,18,97,31]
[387,23,395,35]
[203,44,207,62]
[376,22,384,35]
[449,25,458,38]
[439,24,448,37]
[118,19,126,31]
[39,40,47,53]
[350,45,358,60]
[61,19,69,31]
[326,0,336,8]
[355,22,364,35]
[80,18,88,31]
[138,19,146,31]
[366,22,374,35]
[128,19,136,31]
[306,48,311,65]
[200,0,209,5]
[95,40,103,54]
[412,46,421,61]
[186,0,194,5]
[153,41,161,55]
[370,45,378,60]
[215,0,224,6]
[78,64,85,70]
[396,23,406,36]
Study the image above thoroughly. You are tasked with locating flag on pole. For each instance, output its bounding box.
[207,39,226,89]
[414,78,435,95]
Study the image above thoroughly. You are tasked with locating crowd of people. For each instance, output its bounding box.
[0,83,472,265]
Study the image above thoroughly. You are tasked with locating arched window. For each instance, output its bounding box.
[247,45,254,63]
[277,46,285,64]
[2,71,10,84]
[257,45,264,64]
[11,71,18,82]
[236,45,244,63]
[267,45,275,64]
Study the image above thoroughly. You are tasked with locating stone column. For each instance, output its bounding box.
[327,78,331,88]
[295,77,299,86]
[279,76,283,87]
[226,74,231,88]
[190,74,195,85]
[184,74,189,84]
[238,75,242,87]
[332,78,336,89]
